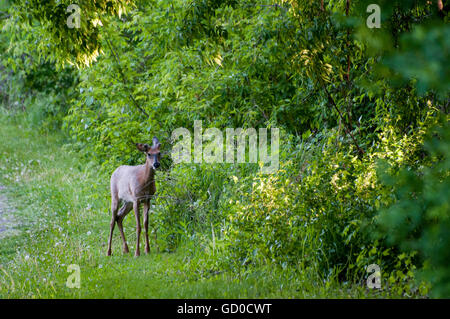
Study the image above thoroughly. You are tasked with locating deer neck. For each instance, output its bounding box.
[143,157,155,185]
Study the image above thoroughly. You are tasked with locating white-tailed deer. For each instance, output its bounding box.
[107,137,161,257]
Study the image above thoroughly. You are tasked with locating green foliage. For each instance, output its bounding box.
[1,1,79,130]
[219,112,442,296]
[0,60,78,130]
[8,0,133,67]
[1,0,449,297]
[354,0,449,97]
[383,23,450,97]
[376,120,450,297]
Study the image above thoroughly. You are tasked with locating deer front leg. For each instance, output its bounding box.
[133,201,141,257]
[143,201,150,254]
[107,198,119,256]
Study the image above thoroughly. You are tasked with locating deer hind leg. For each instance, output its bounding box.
[143,200,150,254]
[117,202,132,254]
[133,201,141,257]
[107,197,119,256]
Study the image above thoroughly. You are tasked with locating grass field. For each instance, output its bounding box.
[0,115,400,298]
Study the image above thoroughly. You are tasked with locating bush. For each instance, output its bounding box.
[222,121,438,294]
[375,121,450,297]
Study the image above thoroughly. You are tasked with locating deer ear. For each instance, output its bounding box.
[152,137,160,147]
[136,143,148,152]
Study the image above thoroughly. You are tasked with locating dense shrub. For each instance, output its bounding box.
[222,117,442,294]
[375,121,450,297]
[0,28,78,130]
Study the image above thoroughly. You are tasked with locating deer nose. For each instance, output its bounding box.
[153,162,160,169]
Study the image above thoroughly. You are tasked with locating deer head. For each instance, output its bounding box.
[136,137,161,170]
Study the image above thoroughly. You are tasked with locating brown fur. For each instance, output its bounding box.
[107,138,161,256]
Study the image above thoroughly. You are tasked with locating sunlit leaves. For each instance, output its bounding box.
[9,0,134,67]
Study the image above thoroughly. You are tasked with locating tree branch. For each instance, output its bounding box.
[105,37,149,118]
[322,83,365,155]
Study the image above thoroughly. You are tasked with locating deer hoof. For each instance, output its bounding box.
[134,251,140,257]
[123,246,129,254]
[107,249,112,256]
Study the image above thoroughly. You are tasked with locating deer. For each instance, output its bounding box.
[107,137,161,257]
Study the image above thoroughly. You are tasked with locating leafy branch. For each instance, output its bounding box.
[322,82,365,155]
[105,37,149,118]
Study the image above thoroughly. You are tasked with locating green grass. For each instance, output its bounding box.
[0,114,400,298]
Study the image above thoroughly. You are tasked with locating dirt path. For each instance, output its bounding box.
[0,185,9,233]
[0,185,17,238]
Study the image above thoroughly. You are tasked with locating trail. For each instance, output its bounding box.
[0,185,16,238]
[0,185,7,233]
